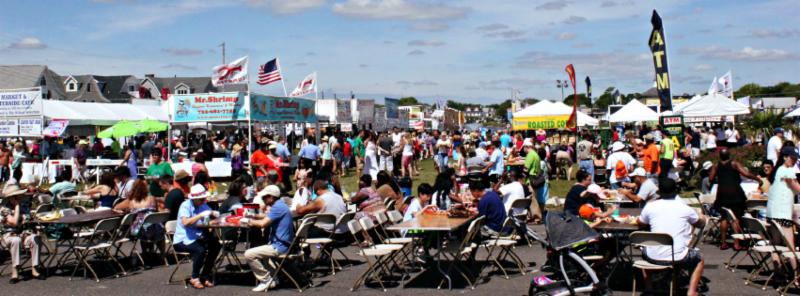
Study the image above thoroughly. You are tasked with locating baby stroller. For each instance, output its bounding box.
[529,211,610,296]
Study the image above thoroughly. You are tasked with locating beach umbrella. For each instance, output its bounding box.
[136,119,168,133]
[97,120,140,138]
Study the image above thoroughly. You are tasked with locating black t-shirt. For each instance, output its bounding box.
[564,184,588,216]
[378,138,393,155]
[690,131,701,147]
[164,188,185,221]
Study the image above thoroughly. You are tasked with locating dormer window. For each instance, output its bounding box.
[175,83,190,95]
[86,83,91,92]
[67,82,76,92]
[128,85,135,92]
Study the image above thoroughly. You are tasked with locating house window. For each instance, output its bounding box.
[176,89,188,95]
[86,84,91,92]
[67,82,76,92]
[128,85,135,92]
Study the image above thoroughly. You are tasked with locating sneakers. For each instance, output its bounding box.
[252,277,277,292]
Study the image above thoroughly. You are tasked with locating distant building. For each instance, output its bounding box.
[61,74,140,103]
[0,65,65,99]
[749,97,797,112]
[139,74,246,100]
[464,106,495,123]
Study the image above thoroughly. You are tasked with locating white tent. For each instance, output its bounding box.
[785,107,800,118]
[43,100,169,126]
[608,99,660,122]
[512,100,599,126]
[672,93,749,117]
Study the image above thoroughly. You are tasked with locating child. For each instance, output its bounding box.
[403,183,435,222]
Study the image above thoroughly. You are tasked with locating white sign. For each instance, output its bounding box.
[18,117,42,136]
[0,119,18,136]
[356,99,375,124]
[86,158,123,166]
[340,123,352,132]
[0,90,42,117]
[42,119,69,137]
[336,99,351,123]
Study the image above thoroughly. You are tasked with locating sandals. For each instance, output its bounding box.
[189,278,205,289]
[204,280,215,288]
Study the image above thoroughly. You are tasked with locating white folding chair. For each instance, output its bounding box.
[69,217,125,282]
[630,231,676,296]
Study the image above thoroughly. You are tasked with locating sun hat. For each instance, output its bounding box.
[255,185,281,200]
[586,184,607,199]
[702,161,713,170]
[1,184,27,198]
[628,167,647,178]
[188,184,209,199]
[174,169,190,181]
[611,141,625,152]
[268,143,277,150]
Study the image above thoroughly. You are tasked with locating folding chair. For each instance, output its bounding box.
[131,212,171,268]
[69,217,126,282]
[265,216,316,293]
[769,219,800,295]
[303,213,341,275]
[440,216,484,290]
[698,197,720,243]
[741,217,787,290]
[508,198,534,246]
[112,213,136,262]
[481,217,527,279]
[164,220,191,287]
[630,231,676,296]
[347,219,395,292]
[358,216,407,277]
[720,207,761,272]
[373,211,414,267]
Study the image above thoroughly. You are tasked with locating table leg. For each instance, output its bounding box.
[434,231,452,290]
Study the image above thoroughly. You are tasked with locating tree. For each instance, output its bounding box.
[562,94,590,107]
[447,100,466,111]
[398,96,419,106]
[593,87,617,110]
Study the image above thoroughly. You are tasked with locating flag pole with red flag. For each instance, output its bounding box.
[564,64,578,132]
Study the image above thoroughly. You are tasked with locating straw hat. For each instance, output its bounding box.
[188,184,209,199]
[611,141,625,152]
[174,170,190,181]
[2,184,27,198]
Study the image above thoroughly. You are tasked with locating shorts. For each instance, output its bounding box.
[402,155,412,167]
[488,174,500,184]
[646,248,702,270]
[715,203,745,220]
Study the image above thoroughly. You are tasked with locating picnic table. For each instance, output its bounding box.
[387,213,476,290]
[594,207,641,287]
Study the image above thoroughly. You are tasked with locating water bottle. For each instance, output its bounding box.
[613,207,620,218]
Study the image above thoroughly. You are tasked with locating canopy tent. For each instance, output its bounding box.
[512,100,598,130]
[784,107,800,118]
[42,100,168,126]
[671,93,749,117]
[608,99,660,122]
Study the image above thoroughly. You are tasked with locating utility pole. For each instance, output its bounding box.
[219,42,226,64]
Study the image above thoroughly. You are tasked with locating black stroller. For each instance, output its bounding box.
[529,211,610,296]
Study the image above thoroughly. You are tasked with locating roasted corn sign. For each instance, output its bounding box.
[649,10,672,111]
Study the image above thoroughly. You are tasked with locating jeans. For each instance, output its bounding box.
[0,165,9,182]
[173,236,221,279]
[659,158,672,180]
[579,159,594,182]
[437,153,449,172]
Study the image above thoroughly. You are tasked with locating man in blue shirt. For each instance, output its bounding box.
[298,136,320,170]
[244,185,295,292]
[470,179,507,238]
[172,184,221,289]
[484,140,505,184]
[499,131,512,150]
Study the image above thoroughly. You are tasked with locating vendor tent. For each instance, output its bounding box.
[784,107,800,118]
[43,100,168,125]
[608,99,659,122]
[512,100,598,130]
[672,93,749,117]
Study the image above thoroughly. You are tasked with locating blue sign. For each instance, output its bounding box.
[172,92,246,122]
[384,97,399,119]
[251,95,317,123]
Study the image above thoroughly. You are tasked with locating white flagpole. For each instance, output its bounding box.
[278,58,288,97]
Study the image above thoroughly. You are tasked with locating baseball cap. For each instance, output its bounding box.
[256,185,281,200]
[781,146,799,158]
[628,167,647,178]
[578,204,599,220]
[775,127,785,134]
[702,161,713,170]
[586,184,607,199]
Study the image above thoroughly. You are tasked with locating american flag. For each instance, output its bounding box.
[257,58,282,85]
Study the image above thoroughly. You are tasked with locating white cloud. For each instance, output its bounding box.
[556,32,576,40]
[89,0,230,39]
[747,29,800,38]
[562,15,587,24]
[409,22,449,32]
[162,63,198,71]
[693,64,714,71]
[8,37,46,49]
[476,23,508,31]
[682,46,797,61]
[535,1,568,11]
[407,49,425,56]
[408,39,445,47]
[245,0,325,14]
[571,42,593,48]
[332,0,468,21]
[161,48,203,56]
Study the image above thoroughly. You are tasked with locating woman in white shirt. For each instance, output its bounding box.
[401,134,414,177]
[363,132,379,180]
[706,131,717,151]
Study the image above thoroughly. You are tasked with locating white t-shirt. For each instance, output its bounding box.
[767,136,782,165]
[290,187,310,216]
[392,133,402,147]
[403,198,423,222]
[726,129,739,143]
[498,181,526,215]
[605,152,636,183]
[706,134,717,149]
[639,198,699,261]
[636,179,659,202]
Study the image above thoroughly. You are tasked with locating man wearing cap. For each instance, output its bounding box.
[163,170,191,220]
[243,184,294,292]
[173,184,221,289]
[483,140,505,185]
[767,128,784,166]
[576,134,594,182]
[606,141,636,189]
[642,134,660,177]
[637,179,706,296]
[619,168,659,206]
[1,185,43,283]
[146,150,173,198]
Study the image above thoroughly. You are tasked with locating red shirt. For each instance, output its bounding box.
[250,150,270,177]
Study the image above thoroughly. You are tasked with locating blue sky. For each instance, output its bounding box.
[1,0,797,104]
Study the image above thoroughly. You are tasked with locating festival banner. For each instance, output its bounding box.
[250,95,317,123]
[18,117,42,136]
[512,115,571,131]
[649,10,672,111]
[0,119,18,136]
[0,90,43,117]
[336,99,352,123]
[373,107,386,131]
[356,99,375,124]
[42,119,69,137]
[384,97,399,119]
[585,76,592,103]
[564,64,578,131]
[172,92,247,123]
[212,56,249,87]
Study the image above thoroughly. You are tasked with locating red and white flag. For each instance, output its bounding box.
[717,71,733,98]
[212,56,248,87]
[289,72,317,97]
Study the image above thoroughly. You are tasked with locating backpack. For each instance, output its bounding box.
[614,159,628,179]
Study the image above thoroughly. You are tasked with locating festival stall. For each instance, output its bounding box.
[511,100,599,130]
[671,92,750,117]
[608,99,660,122]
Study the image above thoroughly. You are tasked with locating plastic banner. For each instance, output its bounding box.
[512,115,570,130]
[172,92,247,122]
[18,117,42,136]
[250,95,317,123]
[0,90,42,117]
[356,100,375,124]
[42,119,69,137]
[384,97,399,119]
[0,119,18,136]
[336,99,352,123]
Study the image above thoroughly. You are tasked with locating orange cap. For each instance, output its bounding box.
[578,204,597,220]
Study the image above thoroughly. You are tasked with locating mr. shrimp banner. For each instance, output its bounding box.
[171,92,247,122]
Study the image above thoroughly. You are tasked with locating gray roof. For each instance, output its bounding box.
[59,75,139,103]
[0,65,67,99]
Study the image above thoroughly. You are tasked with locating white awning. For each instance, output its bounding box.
[43,100,169,125]
[672,93,749,117]
[608,99,660,122]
